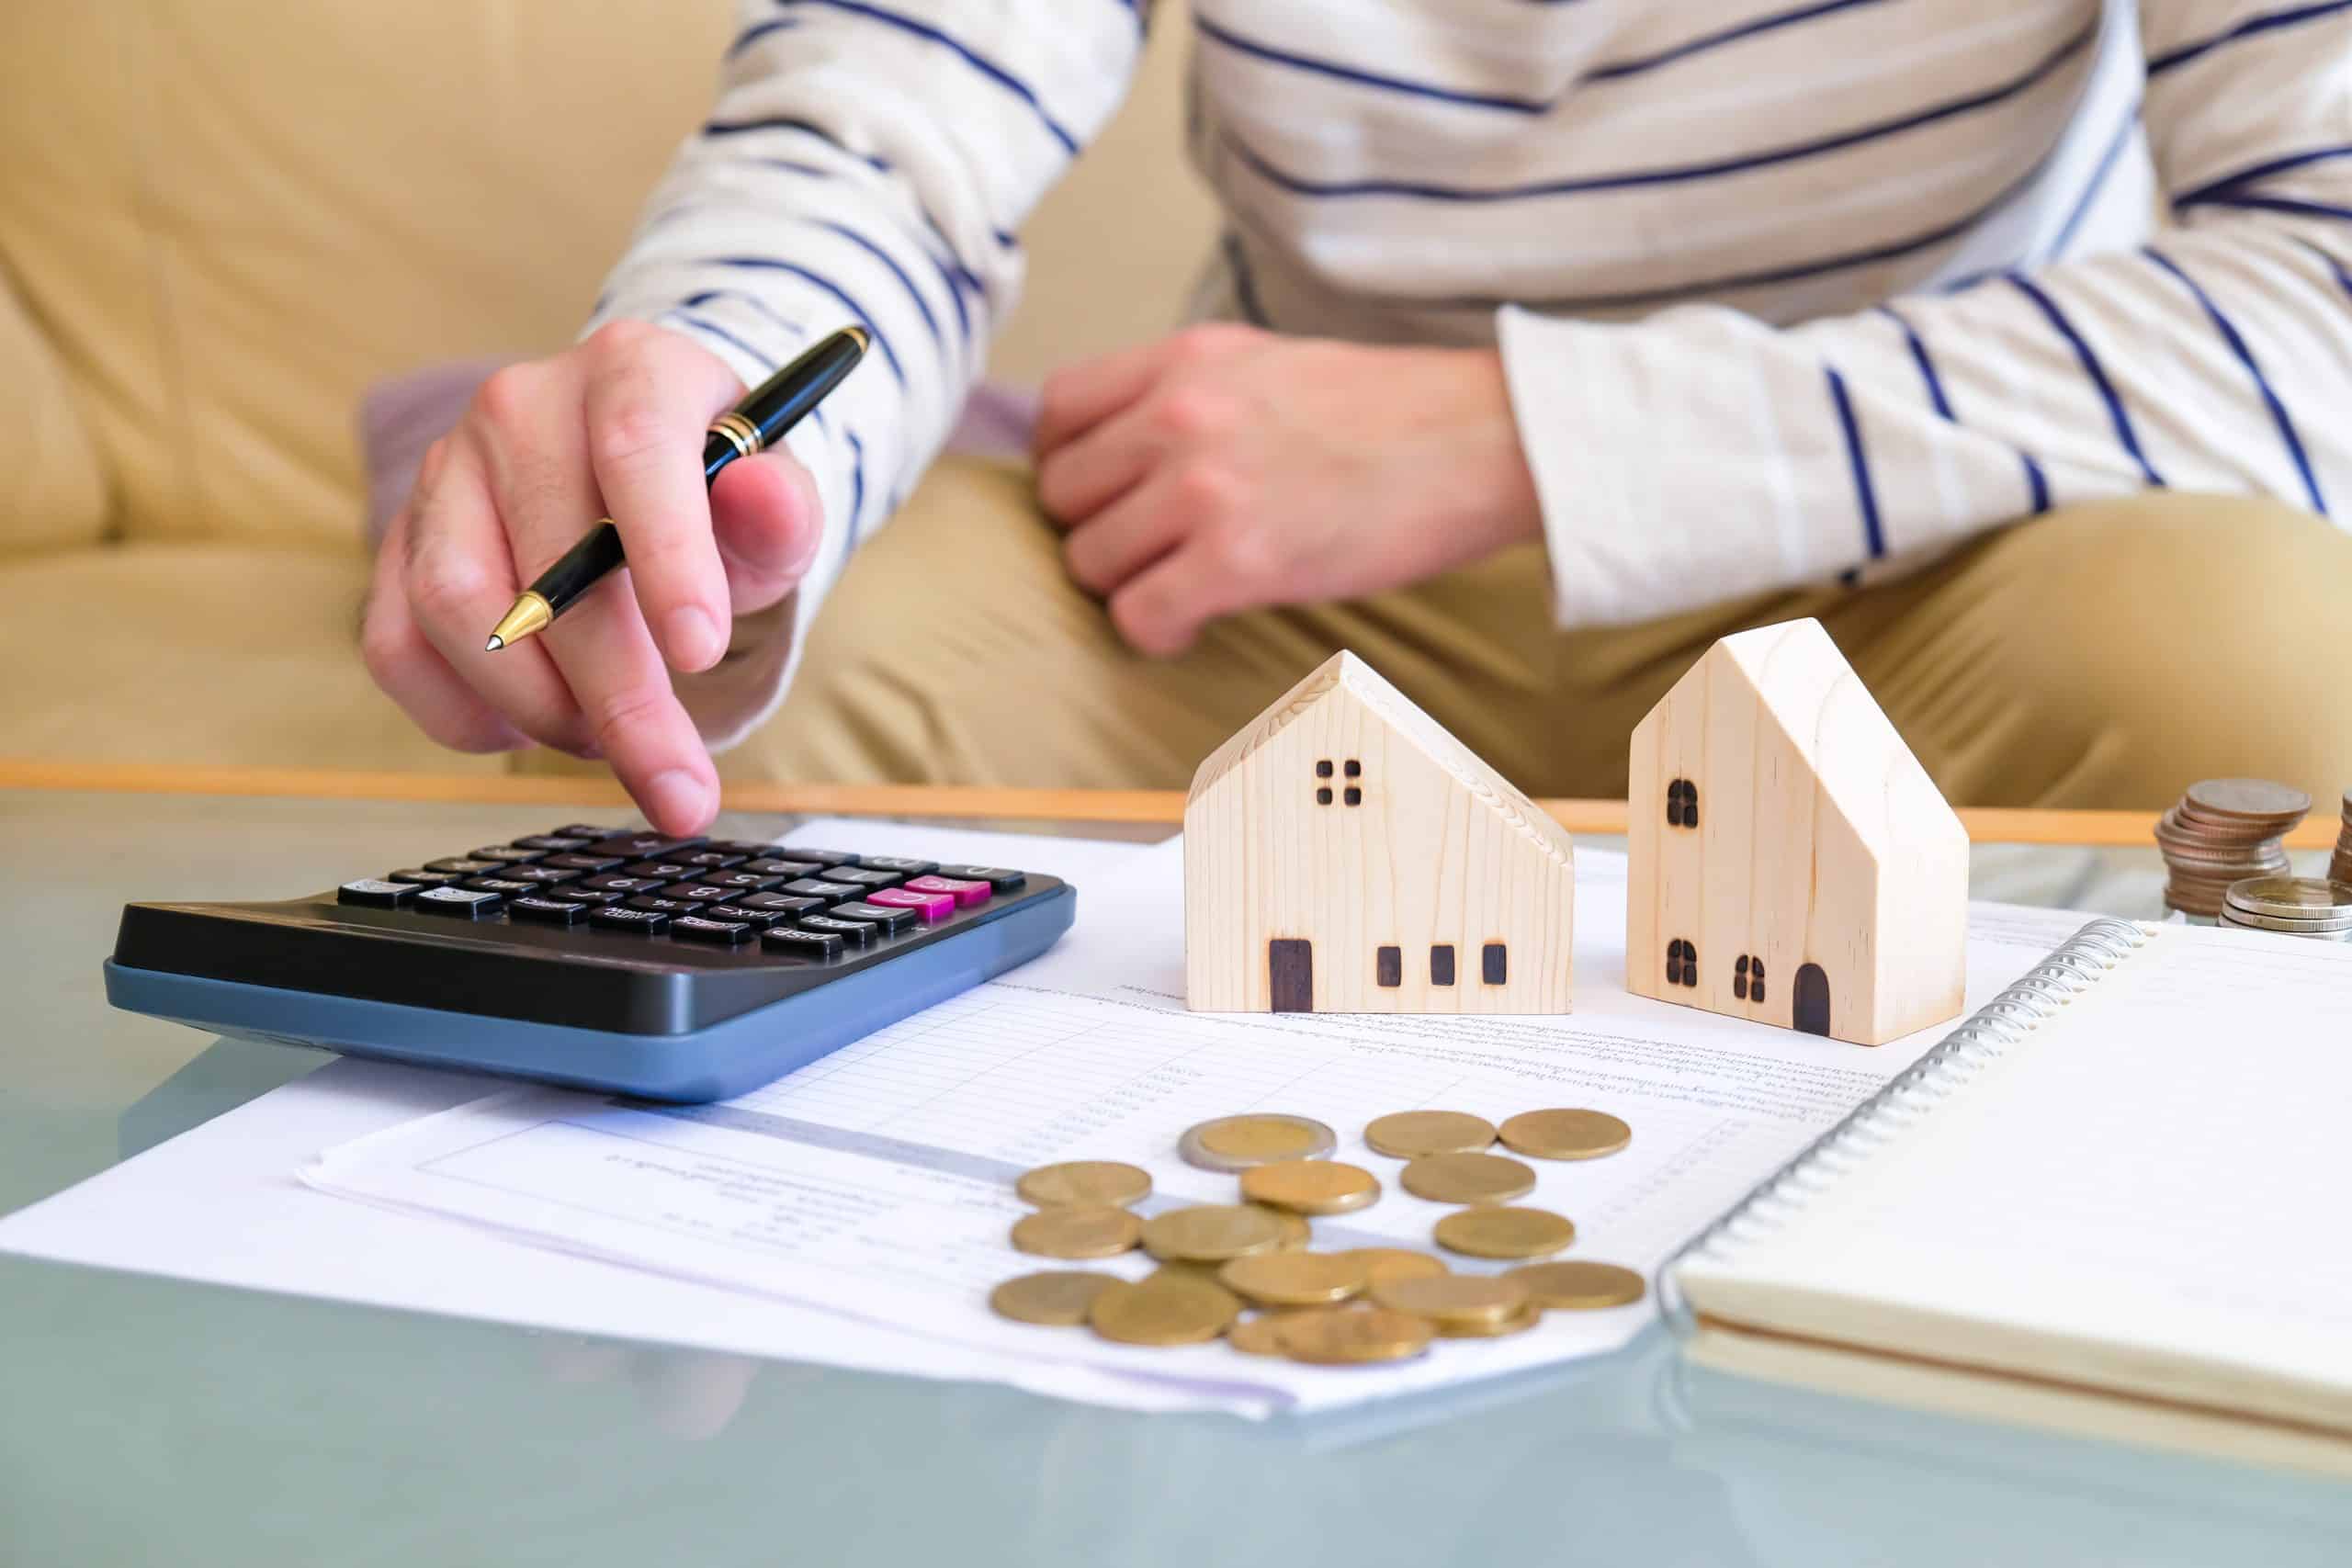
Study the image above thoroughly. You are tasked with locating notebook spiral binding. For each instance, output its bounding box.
[1655,918,2155,1336]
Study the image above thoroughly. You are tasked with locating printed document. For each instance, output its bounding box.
[306,831,2086,1413]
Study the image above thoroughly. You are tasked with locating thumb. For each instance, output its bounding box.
[707,448,825,616]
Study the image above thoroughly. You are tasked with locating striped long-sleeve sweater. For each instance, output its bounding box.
[588,0,2352,739]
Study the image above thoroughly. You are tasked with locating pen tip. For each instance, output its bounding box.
[842,323,871,353]
[484,636,503,652]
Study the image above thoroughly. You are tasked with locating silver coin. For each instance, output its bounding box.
[2218,909,2352,939]
[1177,1114,1338,1173]
[2223,876,2352,920]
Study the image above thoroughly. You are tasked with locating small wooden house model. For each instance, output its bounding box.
[1185,651,1575,1014]
[1626,618,1967,1045]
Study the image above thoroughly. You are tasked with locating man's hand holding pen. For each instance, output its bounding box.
[360,321,831,836]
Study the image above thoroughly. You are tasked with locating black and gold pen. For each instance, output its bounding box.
[484,324,871,651]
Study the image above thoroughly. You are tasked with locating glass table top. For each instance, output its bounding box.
[4,788,2346,1566]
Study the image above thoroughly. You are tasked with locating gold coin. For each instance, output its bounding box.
[1140,1203,1285,1262]
[1363,1111,1497,1159]
[1345,1248,1450,1287]
[1218,1251,1370,1307]
[1227,1315,1290,1357]
[1399,1151,1537,1205]
[1497,1109,1632,1161]
[1506,1260,1647,1310]
[1190,1114,1336,1166]
[1367,1272,1529,1327]
[1238,1159,1381,1215]
[1146,1265,1243,1316]
[1015,1160,1151,1208]
[1088,1275,1239,1347]
[1436,1306,1543,1338]
[1273,1306,1434,1365]
[1250,1205,1313,1251]
[1434,1206,1576,1260]
[987,1270,1118,1326]
[1011,1204,1141,1259]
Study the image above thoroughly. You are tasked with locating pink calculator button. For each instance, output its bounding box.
[904,874,989,908]
[865,886,956,921]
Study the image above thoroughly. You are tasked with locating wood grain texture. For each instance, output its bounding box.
[1626,619,1970,1046]
[0,761,2320,848]
[1184,653,1576,1013]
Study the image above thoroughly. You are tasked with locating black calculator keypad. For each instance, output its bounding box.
[334,833,1047,978]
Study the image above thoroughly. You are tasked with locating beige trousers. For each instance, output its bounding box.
[675,458,2352,809]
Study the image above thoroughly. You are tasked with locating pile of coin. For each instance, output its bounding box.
[989,1108,1645,1364]
[2216,875,2352,942]
[2154,778,2310,916]
[2332,789,2352,888]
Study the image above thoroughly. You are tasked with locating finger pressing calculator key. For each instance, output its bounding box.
[109,829,1075,1103]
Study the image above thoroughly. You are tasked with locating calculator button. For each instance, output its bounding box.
[541,887,622,906]
[385,869,465,886]
[783,878,862,901]
[471,845,548,865]
[829,900,920,936]
[540,852,627,873]
[625,895,707,916]
[672,915,756,945]
[338,878,418,908]
[935,864,1027,893]
[425,857,508,876]
[762,927,844,960]
[414,886,503,919]
[905,874,990,908]
[575,874,663,894]
[620,860,696,880]
[662,882,739,904]
[681,850,748,870]
[549,824,626,840]
[823,866,906,890]
[706,870,785,893]
[514,835,594,852]
[732,893,830,917]
[506,896,586,925]
[463,876,544,897]
[486,865,578,888]
[701,839,786,857]
[589,906,671,935]
[779,848,860,867]
[797,912,876,947]
[703,903,786,928]
[858,856,938,877]
[865,886,955,922]
[742,858,825,878]
[584,833,703,859]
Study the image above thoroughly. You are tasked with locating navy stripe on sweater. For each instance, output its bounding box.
[770,0,1081,155]
[2143,246,2325,514]
[1825,368,1888,558]
[2148,2,2352,74]
[2007,275,2163,486]
[1585,0,1892,83]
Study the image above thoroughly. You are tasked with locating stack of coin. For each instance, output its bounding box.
[2217,875,2352,942]
[2154,779,2311,916]
[2332,789,2352,888]
[989,1109,1648,1363]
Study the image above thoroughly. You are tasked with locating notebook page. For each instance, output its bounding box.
[1689,924,2352,1423]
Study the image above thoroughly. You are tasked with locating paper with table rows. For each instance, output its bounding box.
[305,835,2088,1414]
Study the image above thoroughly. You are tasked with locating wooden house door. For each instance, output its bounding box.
[1269,940,1314,1012]
[1793,964,1831,1036]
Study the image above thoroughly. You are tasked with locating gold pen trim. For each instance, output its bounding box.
[709,412,764,460]
[484,590,553,652]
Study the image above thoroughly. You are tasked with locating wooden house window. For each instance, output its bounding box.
[1667,778,1699,829]
[1430,945,1455,987]
[1375,946,1402,987]
[1482,942,1508,985]
[1735,954,1766,1003]
[1666,939,1699,988]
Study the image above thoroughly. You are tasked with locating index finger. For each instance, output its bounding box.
[581,321,747,675]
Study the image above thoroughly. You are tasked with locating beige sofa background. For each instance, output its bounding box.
[0,2,1215,769]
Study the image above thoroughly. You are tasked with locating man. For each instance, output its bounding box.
[362,0,2352,835]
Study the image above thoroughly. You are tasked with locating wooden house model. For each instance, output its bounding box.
[1184,651,1575,1014]
[1626,618,1968,1045]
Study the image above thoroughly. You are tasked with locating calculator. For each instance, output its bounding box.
[103,824,1074,1101]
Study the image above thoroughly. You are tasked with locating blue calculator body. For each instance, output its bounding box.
[104,825,1074,1102]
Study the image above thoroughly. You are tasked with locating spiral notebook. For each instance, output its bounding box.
[1666,919,2352,1474]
